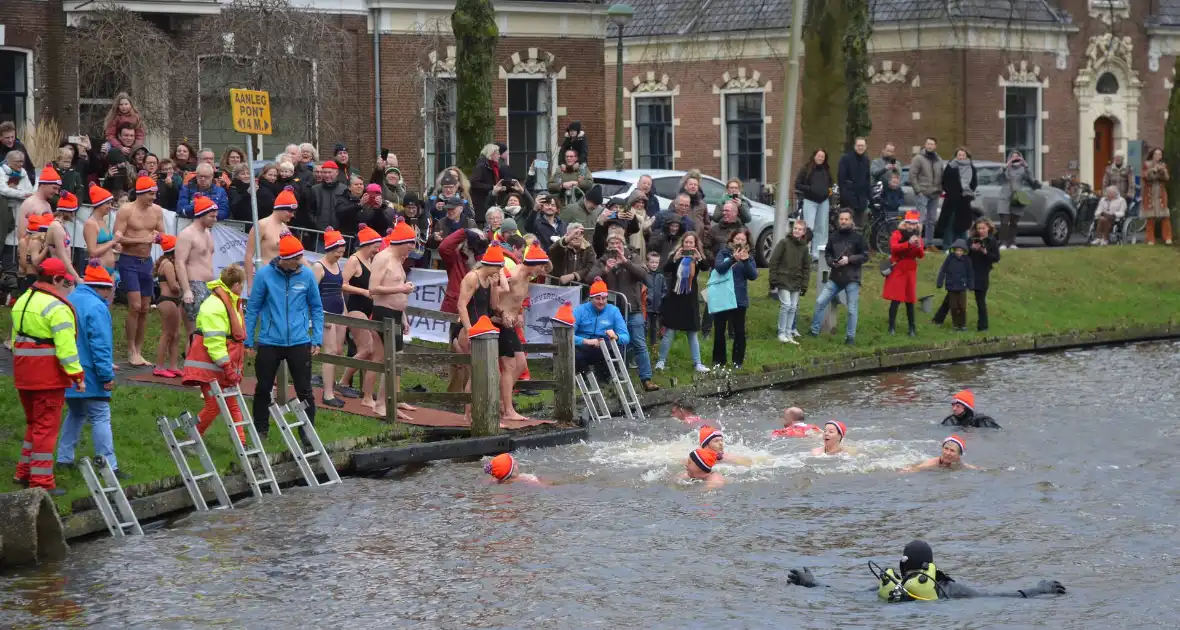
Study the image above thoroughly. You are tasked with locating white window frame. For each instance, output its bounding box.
[422,72,457,191]
[630,92,675,170]
[0,46,35,133]
[503,73,558,171]
[1002,84,1043,182]
[719,87,767,184]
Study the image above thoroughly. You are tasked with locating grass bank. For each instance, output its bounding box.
[647,245,1180,387]
[0,376,415,513]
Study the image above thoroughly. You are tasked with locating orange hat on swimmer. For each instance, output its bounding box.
[523,244,550,265]
[135,175,158,195]
[698,425,724,449]
[56,191,79,213]
[688,448,718,474]
[25,213,46,234]
[944,435,966,454]
[158,234,177,253]
[356,223,382,247]
[278,231,304,259]
[38,164,62,186]
[589,276,609,298]
[825,420,847,439]
[192,193,217,218]
[952,389,975,411]
[481,241,506,266]
[88,183,114,207]
[273,186,299,211]
[323,226,345,251]
[485,453,516,481]
[387,219,417,246]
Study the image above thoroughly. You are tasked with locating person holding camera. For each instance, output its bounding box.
[654,231,709,373]
[586,227,659,392]
[469,144,503,225]
[711,179,752,224]
[709,228,758,369]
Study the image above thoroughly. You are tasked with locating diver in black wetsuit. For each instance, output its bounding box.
[941,389,1001,428]
[787,540,1065,601]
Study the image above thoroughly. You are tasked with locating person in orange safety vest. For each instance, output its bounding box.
[9,257,85,495]
[181,264,247,443]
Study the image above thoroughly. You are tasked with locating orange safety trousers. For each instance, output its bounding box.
[197,385,246,444]
[16,389,66,489]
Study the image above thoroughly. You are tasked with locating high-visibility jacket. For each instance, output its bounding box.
[182,280,245,387]
[9,282,84,390]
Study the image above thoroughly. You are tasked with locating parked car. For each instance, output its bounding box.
[900,161,1076,246]
[592,169,776,265]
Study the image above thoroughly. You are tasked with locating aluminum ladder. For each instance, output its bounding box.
[268,399,340,488]
[208,381,281,500]
[575,371,612,423]
[600,337,645,421]
[157,411,232,511]
[79,456,143,537]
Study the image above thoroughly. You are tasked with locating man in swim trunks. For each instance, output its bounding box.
[483,453,541,485]
[494,244,551,421]
[787,538,1066,600]
[812,420,858,456]
[682,448,724,488]
[772,407,820,437]
[245,185,300,293]
[905,435,979,472]
[176,194,218,341]
[114,176,166,365]
[940,389,1001,428]
[698,425,753,466]
[369,220,418,420]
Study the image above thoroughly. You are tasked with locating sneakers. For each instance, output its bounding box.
[733,363,742,370]
[321,395,345,408]
[654,361,666,371]
[784,336,800,346]
[335,384,360,399]
[1009,244,1019,249]
[1090,239,1101,246]
[778,333,790,343]
[844,337,855,345]
[112,468,130,481]
[694,364,710,373]
[311,375,324,387]
[999,244,1008,251]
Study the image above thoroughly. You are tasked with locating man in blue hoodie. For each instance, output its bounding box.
[572,277,629,379]
[58,262,124,479]
[245,232,324,438]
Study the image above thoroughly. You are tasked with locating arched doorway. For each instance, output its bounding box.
[1093,117,1115,187]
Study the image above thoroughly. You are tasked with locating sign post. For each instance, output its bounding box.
[230,88,272,273]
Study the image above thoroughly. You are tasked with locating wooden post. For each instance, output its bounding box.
[277,359,289,404]
[384,317,398,425]
[552,326,575,423]
[469,332,501,436]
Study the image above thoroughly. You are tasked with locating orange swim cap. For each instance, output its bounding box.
[485,453,516,481]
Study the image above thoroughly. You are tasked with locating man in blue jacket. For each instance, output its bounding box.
[244,232,324,438]
[177,164,230,220]
[58,262,125,478]
[572,277,629,379]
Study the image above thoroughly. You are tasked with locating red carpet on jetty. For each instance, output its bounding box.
[127,372,554,430]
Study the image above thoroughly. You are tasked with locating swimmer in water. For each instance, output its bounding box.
[812,420,858,456]
[940,389,1001,428]
[787,538,1066,601]
[483,453,541,484]
[771,407,820,438]
[698,425,753,467]
[670,399,706,425]
[904,435,979,472]
[682,448,724,488]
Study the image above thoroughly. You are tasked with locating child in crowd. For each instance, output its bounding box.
[644,251,665,347]
[882,173,905,217]
[936,239,975,331]
[769,219,811,344]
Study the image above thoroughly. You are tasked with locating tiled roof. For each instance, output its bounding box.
[610,0,1066,39]
[1149,0,1180,27]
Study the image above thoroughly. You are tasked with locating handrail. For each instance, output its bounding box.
[323,312,384,331]
[404,305,460,323]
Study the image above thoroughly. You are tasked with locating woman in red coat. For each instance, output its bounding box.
[882,210,925,335]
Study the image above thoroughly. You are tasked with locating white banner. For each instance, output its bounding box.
[402,269,451,343]
[524,284,582,345]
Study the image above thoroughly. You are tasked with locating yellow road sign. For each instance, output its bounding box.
[230,89,272,135]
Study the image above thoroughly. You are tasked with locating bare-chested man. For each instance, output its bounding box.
[114,176,166,365]
[457,242,509,419]
[495,245,550,421]
[18,164,60,235]
[369,221,419,420]
[175,193,219,341]
[245,185,299,291]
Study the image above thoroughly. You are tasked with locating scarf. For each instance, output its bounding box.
[673,256,695,295]
[949,158,972,195]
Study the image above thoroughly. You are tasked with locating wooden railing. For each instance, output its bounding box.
[315,306,576,436]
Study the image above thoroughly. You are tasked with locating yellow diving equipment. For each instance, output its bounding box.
[877,562,940,602]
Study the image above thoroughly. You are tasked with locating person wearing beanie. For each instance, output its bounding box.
[440,226,488,393]
[788,538,1067,600]
[905,435,979,472]
[244,231,324,440]
[152,234,184,378]
[42,188,83,285]
[83,184,119,287]
[494,242,552,421]
[935,238,975,331]
[58,259,125,479]
[331,143,357,183]
[683,448,724,488]
[941,389,1001,428]
[314,226,349,408]
[9,257,85,495]
[697,425,753,466]
[245,185,302,290]
[114,175,167,365]
[15,163,61,239]
[368,219,420,420]
[310,160,346,236]
[571,276,629,380]
[15,213,49,296]
[399,192,431,268]
[381,165,406,208]
[586,226,658,392]
[559,183,604,243]
[812,420,857,456]
[456,242,509,358]
[336,223,383,405]
[483,453,540,484]
[174,192,218,345]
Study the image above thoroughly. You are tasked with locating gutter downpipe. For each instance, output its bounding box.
[373,8,382,154]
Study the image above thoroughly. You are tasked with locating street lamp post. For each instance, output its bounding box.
[608,3,634,171]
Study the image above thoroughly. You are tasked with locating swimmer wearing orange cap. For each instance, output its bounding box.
[905,435,979,472]
[812,420,858,456]
[698,425,753,467]
[682,448,725,488]
[771,407,820,438]
[483,453,541,484]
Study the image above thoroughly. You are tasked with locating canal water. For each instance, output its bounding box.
[3,342,1179,628]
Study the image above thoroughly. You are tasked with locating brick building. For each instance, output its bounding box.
[1,0,608,191]
[607,0,1180,193]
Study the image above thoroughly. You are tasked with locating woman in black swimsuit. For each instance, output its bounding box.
[153,236,183,378]
[341,235,381,411]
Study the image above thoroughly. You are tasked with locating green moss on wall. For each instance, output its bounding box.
[801,0,848,158]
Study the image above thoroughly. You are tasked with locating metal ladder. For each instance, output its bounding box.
[600,337,646,421]
[79,456,143,537]
[575,371,612,423]
[157,412,233,511]
[208,381,282,500]
[269,399,341,488]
